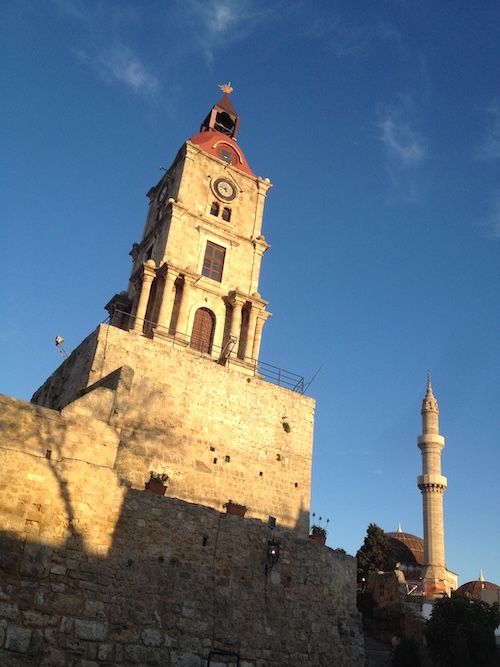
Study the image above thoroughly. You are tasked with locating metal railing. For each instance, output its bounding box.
[104,310,305,393]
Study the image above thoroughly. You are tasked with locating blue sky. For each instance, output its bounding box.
[1,1,499,588]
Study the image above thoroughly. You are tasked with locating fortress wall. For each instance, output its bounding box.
[30,325,315,534]
[0,399,363,666]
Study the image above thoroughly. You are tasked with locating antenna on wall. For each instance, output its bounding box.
[303,360,327,393]
[55,335,70,360]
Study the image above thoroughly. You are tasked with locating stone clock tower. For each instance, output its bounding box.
[106,85,272,368]
[32,87,315,535]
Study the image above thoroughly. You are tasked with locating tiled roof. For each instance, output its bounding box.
[456,579,500,599]
[189,130,255,176]
[386,531,425,566]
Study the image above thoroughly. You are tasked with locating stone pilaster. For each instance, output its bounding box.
[154,265,178,339]
[133,260,157,332]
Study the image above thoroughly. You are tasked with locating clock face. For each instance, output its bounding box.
[158,184,168,203]
[214,178,236,202]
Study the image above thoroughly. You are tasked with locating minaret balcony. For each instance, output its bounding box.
[417,474,447,490]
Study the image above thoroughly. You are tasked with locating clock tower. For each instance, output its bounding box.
[106,85,272,369]
[32,87,315,534]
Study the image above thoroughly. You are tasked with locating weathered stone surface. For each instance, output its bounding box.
[19,543,52,578]
[74,619,108,641]
[39,646,66,667]
[0,484,364,665]
[4,626,31,653]
[141,629,162,647]
[28,323,315,536]
[0,357,362,666]
[170,650,203,666]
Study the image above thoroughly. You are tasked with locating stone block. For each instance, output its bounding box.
[0,602,18,620]
[97,642,113,661]
[169,650,203,666]
[141,628,162,647]
[4,626,31,653]
[40,647,66,667]
[124,643,147,663]
[19,542,52,578]
[74,619,107,641]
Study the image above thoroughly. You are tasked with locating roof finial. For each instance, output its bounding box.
[425,371,435,398]
[479,569,484,582]
[397,522,402,533]
[219,82,233,95]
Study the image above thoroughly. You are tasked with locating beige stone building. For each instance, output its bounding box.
[0,89,364,666]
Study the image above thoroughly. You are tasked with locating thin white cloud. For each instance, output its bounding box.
[305,10,401,58]
[209,2,239,34]
[377,99,426,201]
[178,0,273,63]
[379,116,425,167]
[476,101,500,161]
[52,0,159,96]
[94,44,159,96]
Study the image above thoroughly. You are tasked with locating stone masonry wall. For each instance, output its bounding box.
[0,394,364,666]
[31,325,315,535]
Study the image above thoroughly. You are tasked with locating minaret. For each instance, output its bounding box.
[417,374,450,597]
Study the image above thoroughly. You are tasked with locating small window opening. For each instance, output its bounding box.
[213,458,217,464]
[145,245,153,260]
[225,455,230,463]
[46,450,52,459]
[222,207,231,222]
[210,446,215,452]
[210,201,219,216]
[294,482,298,488]
[259,471,263,477]
[202,536,209,546]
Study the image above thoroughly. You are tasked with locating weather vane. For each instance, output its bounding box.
[218,82,233,94]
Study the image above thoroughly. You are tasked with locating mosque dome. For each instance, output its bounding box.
[386,526,424,566]
[456,572,500,600]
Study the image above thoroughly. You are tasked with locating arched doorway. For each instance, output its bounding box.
[190,308,215,354]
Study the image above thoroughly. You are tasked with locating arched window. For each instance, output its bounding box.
[190,308,215,354]
[222,207,231,222]
[210,202,219,216]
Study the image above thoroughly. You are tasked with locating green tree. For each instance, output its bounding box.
[424,595,500,666]
[356,523,397,582]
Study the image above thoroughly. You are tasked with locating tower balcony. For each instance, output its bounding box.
[106,310,305,394]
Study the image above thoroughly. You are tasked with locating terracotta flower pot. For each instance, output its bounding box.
[309,534,326,545]
[145,481,167,496]
[224,501,247,517]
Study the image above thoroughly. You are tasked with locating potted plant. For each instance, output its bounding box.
[223,500,247,517]
[145,471,169,496]
[309,514,329,545]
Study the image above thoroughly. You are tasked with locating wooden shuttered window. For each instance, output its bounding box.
[202,242,225,282]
